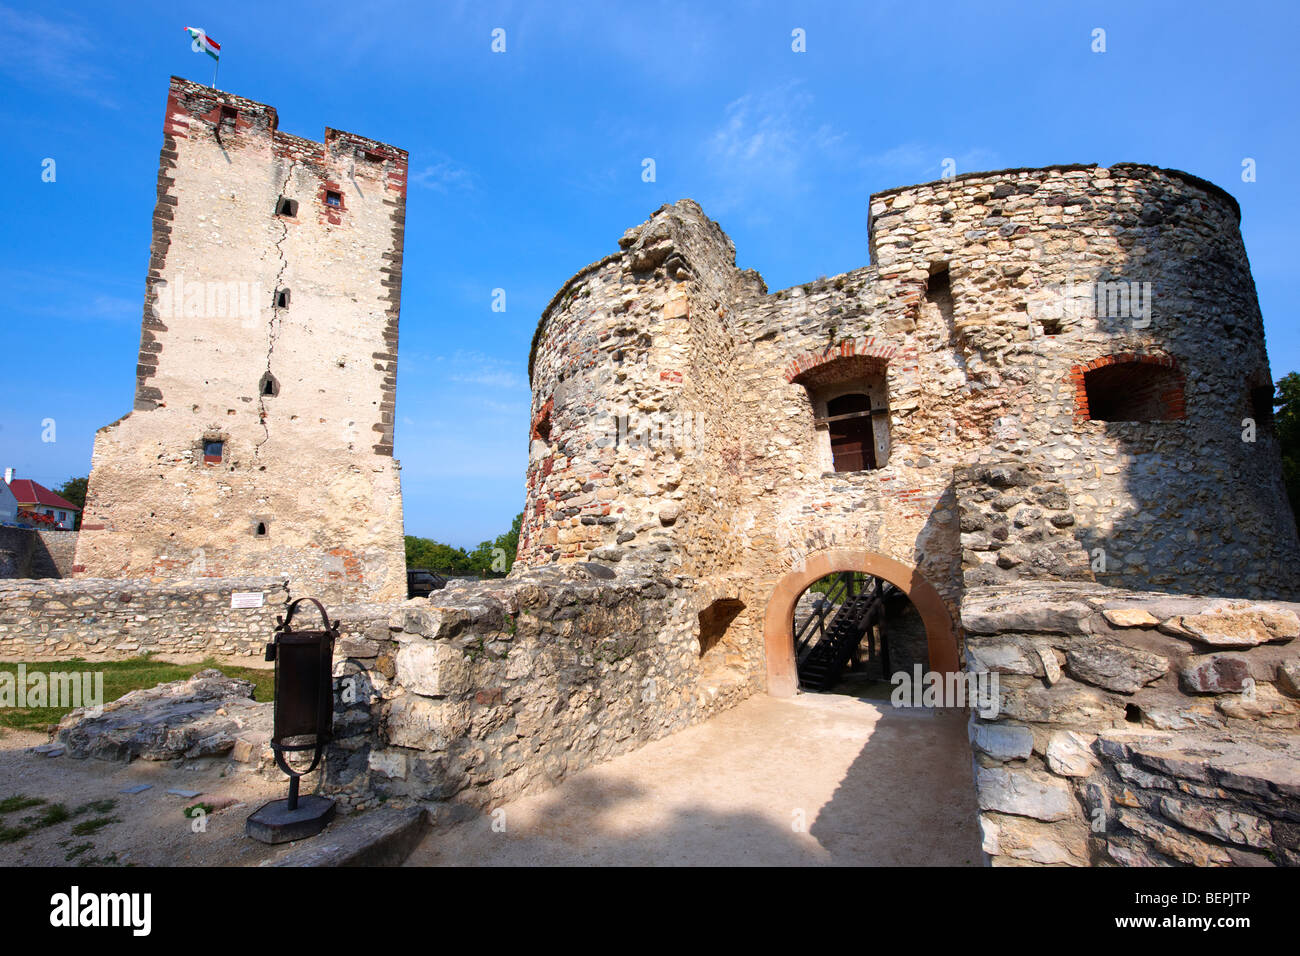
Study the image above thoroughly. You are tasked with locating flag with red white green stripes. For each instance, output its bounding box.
[184,27,220,61]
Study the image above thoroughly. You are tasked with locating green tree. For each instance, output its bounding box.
[407,513,522,577]
[55,476,88,530]
[404,535,472,572]
[467,512,522,576]
[1276,372,1300,535]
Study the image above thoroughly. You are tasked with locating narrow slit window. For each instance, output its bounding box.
[1250,385,1275,428]
[255,522,267,537]
[275,197,298,218]
[275,289,290,309]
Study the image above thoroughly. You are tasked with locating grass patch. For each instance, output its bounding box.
[183,803,213,819]
[70,816,119,837]
[0,795,45,815]
[0,657,273,731]
[63,842,93,861]
[26,803,71,829]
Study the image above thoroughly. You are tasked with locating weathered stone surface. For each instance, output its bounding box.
[0,576,290,659]
[1216,683,1300,724]
[57,669,269,762]
[996,680,1121,727]
[979,812,1089,866]
[1045,731,1097,777]
[1156,796,1273,849]
[1277,659,1300,699]
[1103,608,1161,628]
[970,720,1034,760]
[1116,808,1234,866]
[1066,642,1168,693]
[1180,653,1252,694]
[1163,605,1300,648]
[975,766,1077,822]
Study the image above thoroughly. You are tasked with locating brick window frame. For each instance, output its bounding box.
[1066,353,1186,422]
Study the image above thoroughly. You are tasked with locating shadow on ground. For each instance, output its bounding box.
[406,689,981,866]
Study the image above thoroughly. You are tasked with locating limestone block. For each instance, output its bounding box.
[970,720,1034,760]
[1180,653,1251,694]
[396,641,471,698]
[975,765,1077,822]
[1065,642,1168,694]
[1045,731,1097,777]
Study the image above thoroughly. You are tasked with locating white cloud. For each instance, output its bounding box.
[0,5,117,106]
[703,82,847,213]
[410,156,475,192]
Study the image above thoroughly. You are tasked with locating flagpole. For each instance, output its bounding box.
[213,58,219,90]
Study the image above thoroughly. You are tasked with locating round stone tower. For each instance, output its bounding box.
[519,165,1299,700]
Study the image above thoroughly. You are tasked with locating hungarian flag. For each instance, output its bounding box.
[184,27,220,61]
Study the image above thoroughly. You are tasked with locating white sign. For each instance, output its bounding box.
[231,591,264,609]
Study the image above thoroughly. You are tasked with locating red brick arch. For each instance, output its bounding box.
[784,337,900,384]
[762,549,959,697]
[1064,352,1185,421]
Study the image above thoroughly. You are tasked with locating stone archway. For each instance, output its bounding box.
[763,548,959,697]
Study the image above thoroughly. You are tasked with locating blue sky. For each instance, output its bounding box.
[1,1,1296,548]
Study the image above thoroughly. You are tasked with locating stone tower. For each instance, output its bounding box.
[74,77,408,603]
[519,165,1300,697]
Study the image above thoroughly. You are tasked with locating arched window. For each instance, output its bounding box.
[826,394,877,472]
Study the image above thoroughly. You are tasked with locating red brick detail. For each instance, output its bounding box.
[784,337,900,383]
[319,180,345,225]
[530,398,554,442]
[162,89,190,139]
[71,564,86,573]
[659,370,684,384]
[79,525,105,532]
[1064,353,1185,421]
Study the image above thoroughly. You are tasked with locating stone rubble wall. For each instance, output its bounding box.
[519,166,1300,700]
[0,576,289,659]
[324,565,749,812]
[964,582,1300,866]
[0,528,79,579]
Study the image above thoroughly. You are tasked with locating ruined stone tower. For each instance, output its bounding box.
[519,164,1300,696]
[74,77,408,602]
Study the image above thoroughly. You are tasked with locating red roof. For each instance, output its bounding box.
[8,479,80,512]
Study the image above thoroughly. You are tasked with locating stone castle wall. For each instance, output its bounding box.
[0,528,78,579]
[517,166,1300,704]
[74,77,408,604]
[0,576,288,659]
[323,566,741,810]
[963,582,1300,866]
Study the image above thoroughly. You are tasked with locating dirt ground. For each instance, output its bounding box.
[406,686,983,866]
[0,725,310,867]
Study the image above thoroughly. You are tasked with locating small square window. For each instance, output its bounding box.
[276,197,299,217]
[203,440,224,464]
[219,105,238,125]
[325,190,342,208]
[276,289,290,309]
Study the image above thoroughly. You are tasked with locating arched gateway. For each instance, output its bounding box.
[763,549,960,697]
